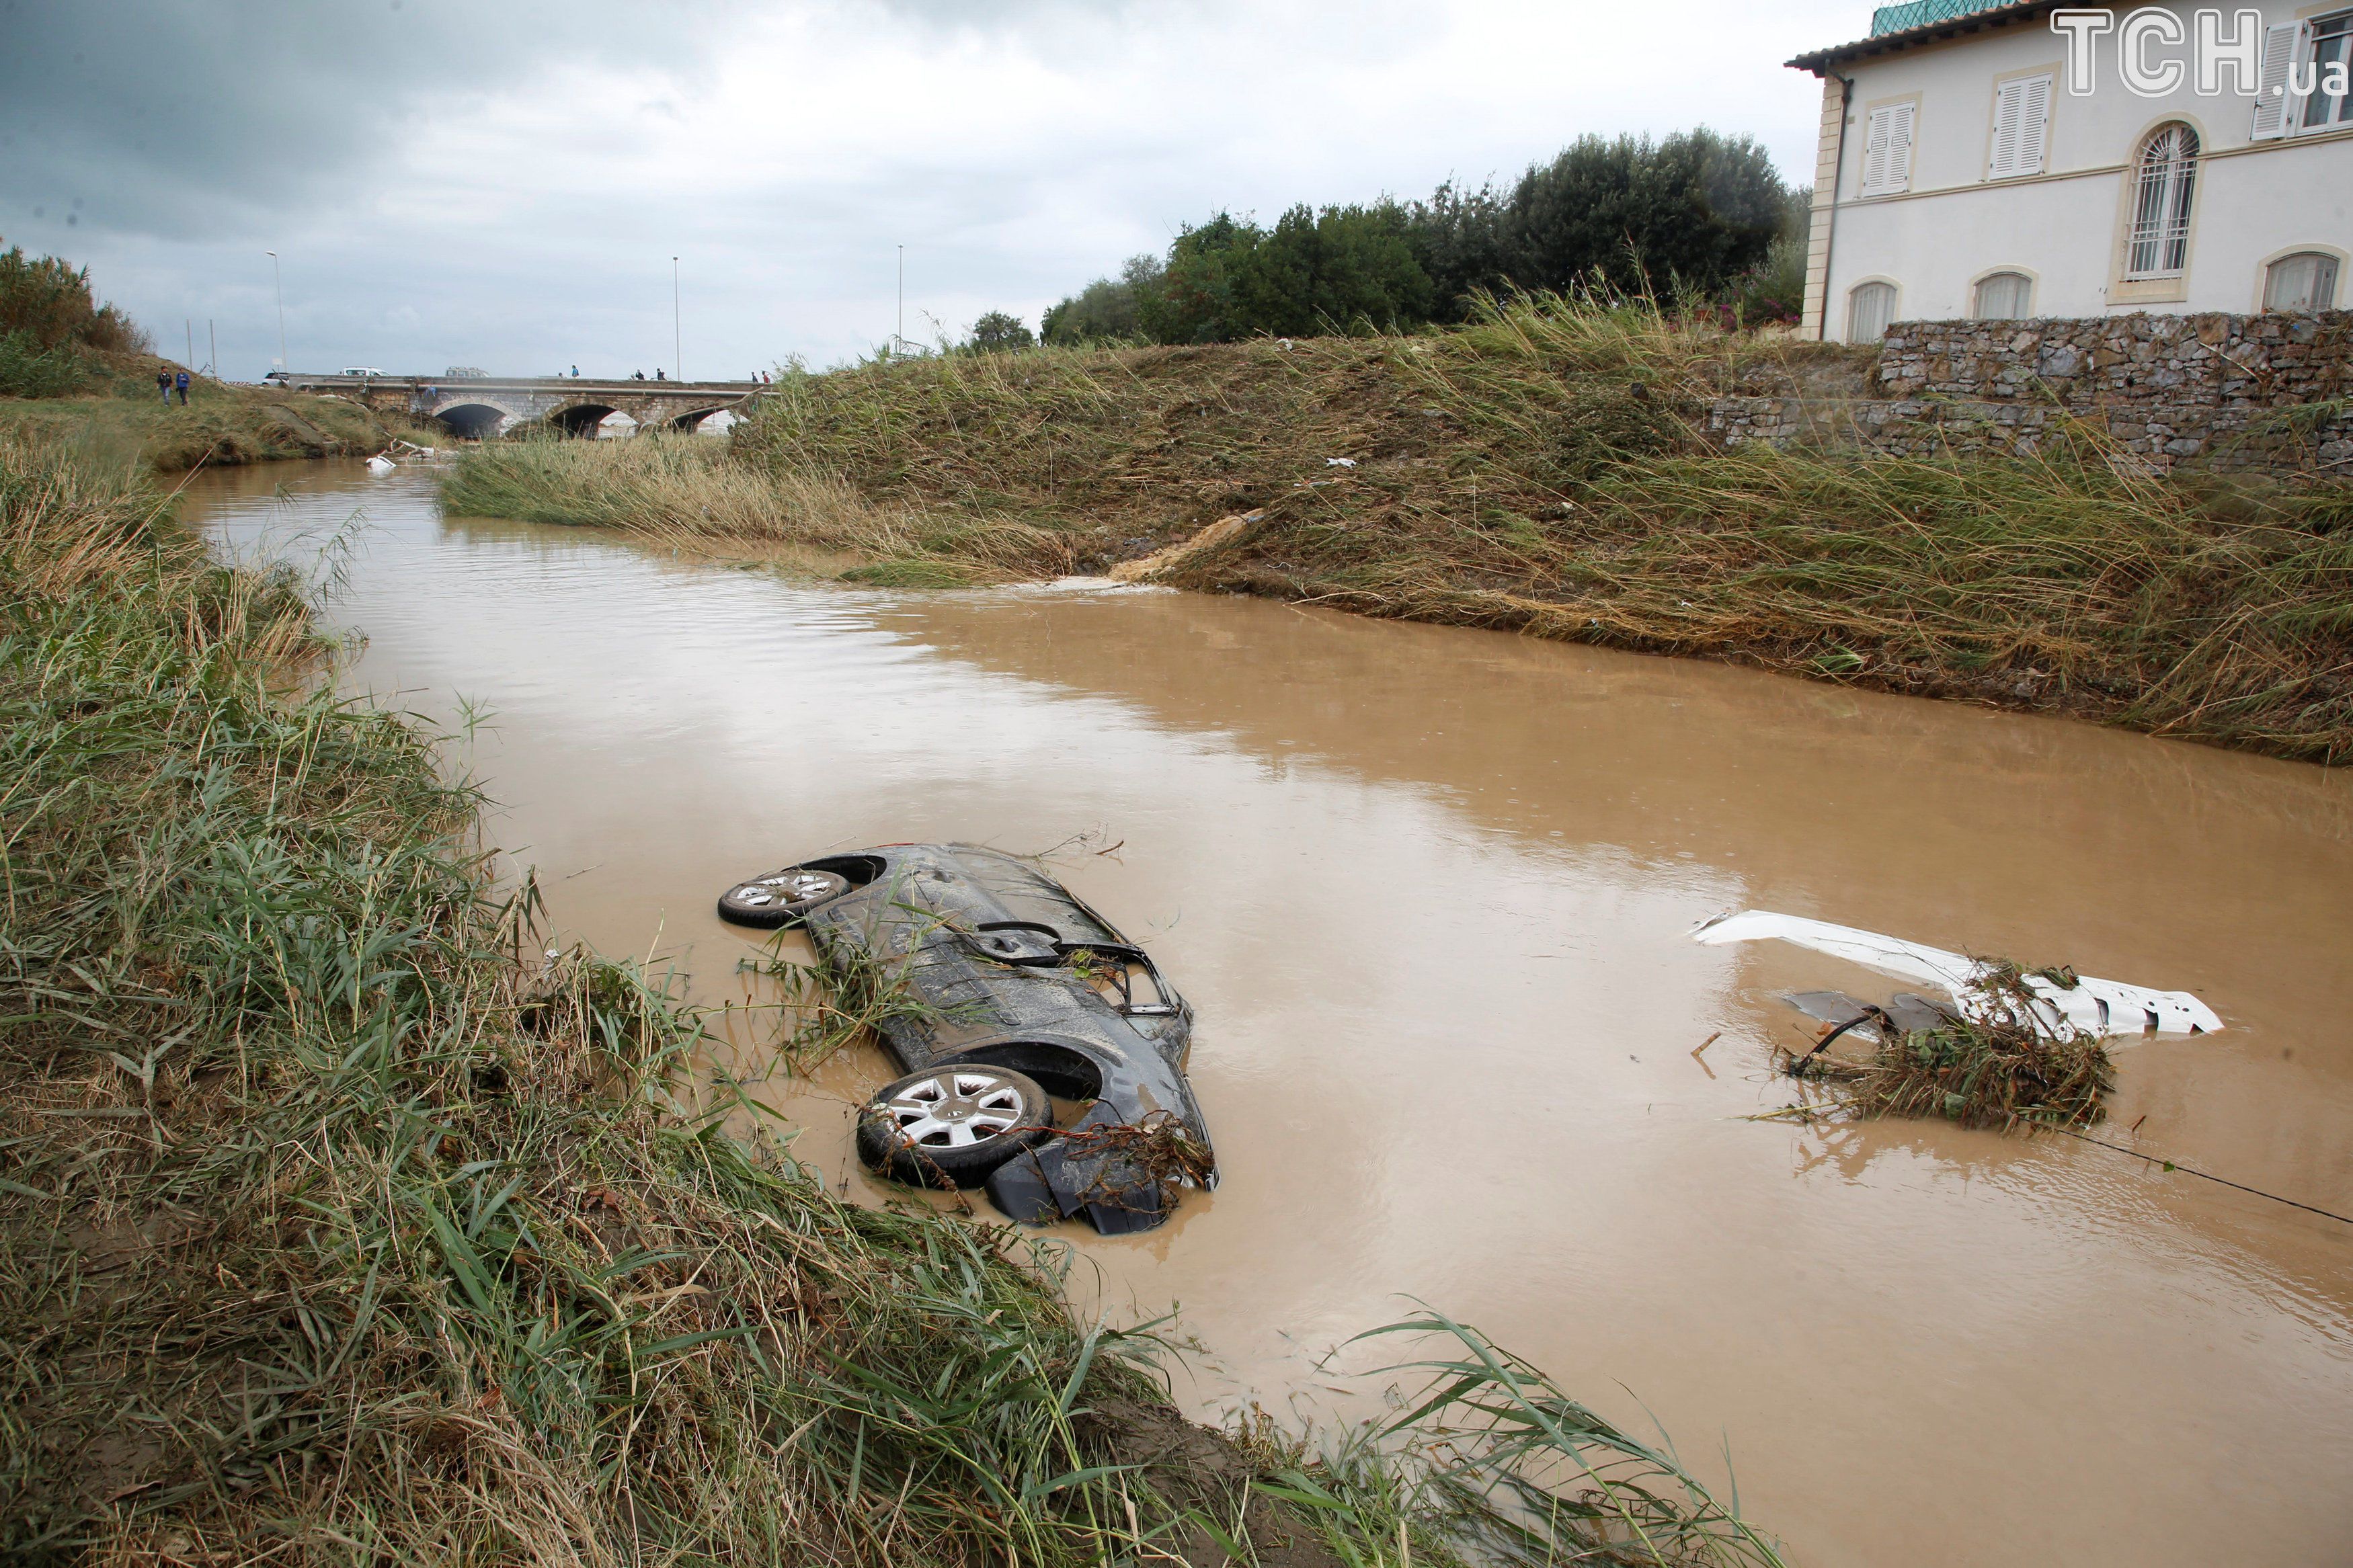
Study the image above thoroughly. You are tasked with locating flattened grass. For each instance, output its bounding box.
[720,297,2353,761]
[441,434,1078,583]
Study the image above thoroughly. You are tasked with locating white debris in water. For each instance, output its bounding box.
[1691,909,2223,1039]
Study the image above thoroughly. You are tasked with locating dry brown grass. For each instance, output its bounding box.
[442,434,1080,585]
[708,298,2353,763]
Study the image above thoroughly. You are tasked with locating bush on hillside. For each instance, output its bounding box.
[1041,254,1165,345]
[1046,127,1800,343]
[0,243,148,355]
[961,309,1037,352]
[1497,129,1788,299]
[0,329,89,397]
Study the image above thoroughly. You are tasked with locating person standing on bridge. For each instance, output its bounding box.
[174,369,190,405]
[654,368,665,380]
[571,365,580,378]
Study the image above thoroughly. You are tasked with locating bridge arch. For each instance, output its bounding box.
[669,405,740,434]
[432,401,514,439]
[550,402,635,438]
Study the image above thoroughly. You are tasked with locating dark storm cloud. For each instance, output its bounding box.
[0,0,1839,378]
[0,0,727,238]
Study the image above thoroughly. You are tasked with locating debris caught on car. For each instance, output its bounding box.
[1772,961,2121,1132]
[719,843,1215,1233]
[1691,909,2221,1040]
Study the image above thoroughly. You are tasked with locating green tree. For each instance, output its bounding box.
[1138,205,1434,343]
[1404,179,1512,323]
[0,243,146,352]
[961,311,1037,353]
[1041,254,1164,345]
[1499,129,1788,297]
[1140,213,1258,344]
[1044,125,1796,345]
[1231,202,1433,337]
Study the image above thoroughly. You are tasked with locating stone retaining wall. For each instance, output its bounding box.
[1706,311,2353,474]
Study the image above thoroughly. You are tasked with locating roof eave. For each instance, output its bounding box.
[1786,0,2069,76]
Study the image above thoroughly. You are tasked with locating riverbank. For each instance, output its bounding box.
[0,359,413,471]
[1,433,1784,1563]
[447,297,2353,764]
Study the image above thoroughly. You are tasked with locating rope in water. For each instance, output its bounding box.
[2046,1124,2353,1227]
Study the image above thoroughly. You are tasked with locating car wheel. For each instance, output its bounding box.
[855,1065,1054,1189]
[717,866,852,928]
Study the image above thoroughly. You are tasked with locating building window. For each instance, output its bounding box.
[2264,251,2341,312]
[2124,124,2198,280]
[1973,272,2034,320]
[1861,103,1915,196]
[1847,281,1897,341]
[2307,13,2352,129]
[1987,73,2052,179]
[2255,13,2351,138]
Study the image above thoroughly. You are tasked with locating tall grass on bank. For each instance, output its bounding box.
[0,377,405,472]
[0,435,1161,1562]
[715,294,2350,762]
[2,434,1784,1565]
[1228,296,2353,761]
[442,434,1079,584]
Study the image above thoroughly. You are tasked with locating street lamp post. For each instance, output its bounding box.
[672,256,681,382]
[896,244,904,356]
[264,251,286,372]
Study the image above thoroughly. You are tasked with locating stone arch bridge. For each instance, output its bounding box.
[275,372,765,438]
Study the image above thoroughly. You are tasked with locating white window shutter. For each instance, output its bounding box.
[1864,108,1893,194]
[1990,81,2024,176]
[1875,103,1915,193]
[2016,74,2049,173]
[1989,77,2048,177]
[2251,23,2303,140]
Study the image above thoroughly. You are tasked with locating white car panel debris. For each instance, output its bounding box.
[1691,909,2221,1039]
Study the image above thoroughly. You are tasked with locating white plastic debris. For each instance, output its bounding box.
[1691,909,2221,1039]
[366,454,396,476]
[1325,456,1357,468]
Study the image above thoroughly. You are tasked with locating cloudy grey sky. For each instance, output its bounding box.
[1,0,1864,379]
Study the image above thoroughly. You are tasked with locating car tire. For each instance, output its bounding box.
[717,866,852,928]
[856,1064,1054,1190]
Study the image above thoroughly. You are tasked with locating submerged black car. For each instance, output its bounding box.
[717,843,1215,1234]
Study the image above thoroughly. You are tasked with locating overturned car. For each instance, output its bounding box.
[718,843,1215,1234]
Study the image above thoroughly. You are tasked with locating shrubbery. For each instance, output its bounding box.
[0,241,150,397]
[1043,128,1805,345]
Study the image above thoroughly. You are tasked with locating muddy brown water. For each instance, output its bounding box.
[190,459,2353,1567]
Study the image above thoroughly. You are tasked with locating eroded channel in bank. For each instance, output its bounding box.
[192,458,2353,1568]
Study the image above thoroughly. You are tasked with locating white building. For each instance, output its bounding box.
[1792,0,2352,340]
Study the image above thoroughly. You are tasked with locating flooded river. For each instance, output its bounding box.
[191,458,2353,1567]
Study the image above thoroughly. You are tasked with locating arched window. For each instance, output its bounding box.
[2124,124,2198,279]
[1847,281,1897,342]
[2264,251,2341,313]
[1972,272,2034,320]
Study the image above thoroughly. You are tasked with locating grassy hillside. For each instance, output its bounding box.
[1,430,1784,1565]
[452,297,2353,764]
[1,242,413,469]
[0,356,409,471]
